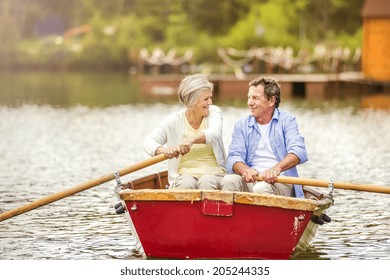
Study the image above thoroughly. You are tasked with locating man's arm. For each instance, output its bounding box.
[262,153,300,184]
[233,161,259,183]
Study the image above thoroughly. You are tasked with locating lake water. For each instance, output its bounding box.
[0,71,389,260]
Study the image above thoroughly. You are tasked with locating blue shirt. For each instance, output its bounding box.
[226,108,308,198]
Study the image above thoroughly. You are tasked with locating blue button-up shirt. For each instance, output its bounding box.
[226,108,308,198]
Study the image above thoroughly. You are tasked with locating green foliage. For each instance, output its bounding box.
[335,28,363,49]
[182,0,251,35]
[255,2,297,47]
[221,1,301,50]
[192,33,222,63]
[0,0,365,70]
[164,13,195,47]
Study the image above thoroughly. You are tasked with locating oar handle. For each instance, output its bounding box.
[257,175,390,194]
[0,154,167,222]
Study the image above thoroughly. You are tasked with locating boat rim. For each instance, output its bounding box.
[119,189,332,212]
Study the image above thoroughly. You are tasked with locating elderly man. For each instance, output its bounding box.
[221,77,307,198]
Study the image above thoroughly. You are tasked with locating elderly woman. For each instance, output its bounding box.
[143,74,226,190]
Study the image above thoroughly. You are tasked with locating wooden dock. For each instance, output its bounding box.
[138,72,390,106]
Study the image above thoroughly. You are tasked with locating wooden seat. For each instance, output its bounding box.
[122,171,169,190]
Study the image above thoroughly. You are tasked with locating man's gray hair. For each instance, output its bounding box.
[178,74,213,107]
[249,76,281,108]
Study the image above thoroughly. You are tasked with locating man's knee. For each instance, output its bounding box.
[253,182,294,197]
[221,174,247,192]
[253,181,274,194]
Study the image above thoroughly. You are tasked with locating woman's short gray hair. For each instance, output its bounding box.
[178,74,213,107]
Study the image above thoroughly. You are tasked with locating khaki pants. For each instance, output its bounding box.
[221,174,294,197]
[171,174,224,190]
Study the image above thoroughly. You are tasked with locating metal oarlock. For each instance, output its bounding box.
[327,179,335,199]
[113,170,125,214]
[113,170,123,187]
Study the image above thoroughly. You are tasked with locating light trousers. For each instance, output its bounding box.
[221,174,294,197]
[171,174,225,190]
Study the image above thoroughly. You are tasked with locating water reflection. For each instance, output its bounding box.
[0,71,389,260]
[0,71,142,107]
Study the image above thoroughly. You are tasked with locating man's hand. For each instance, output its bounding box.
[262,166,281,184]
[242,168,259,183]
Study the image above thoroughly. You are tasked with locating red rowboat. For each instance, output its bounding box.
[114,171,333,260]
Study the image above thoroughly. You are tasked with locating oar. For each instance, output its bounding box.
[0,154,167,222]
[258,175,390,194]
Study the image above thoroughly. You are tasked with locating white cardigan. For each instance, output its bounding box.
[143,105,226,184]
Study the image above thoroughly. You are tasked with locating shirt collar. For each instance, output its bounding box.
[272,108,280,120]
[248,108,280,127]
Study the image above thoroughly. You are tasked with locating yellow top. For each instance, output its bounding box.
[178,117,225,178]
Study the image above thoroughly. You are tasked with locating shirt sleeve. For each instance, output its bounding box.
[143,118,169,156]
[226,118,248,173]
[284,115,308,164]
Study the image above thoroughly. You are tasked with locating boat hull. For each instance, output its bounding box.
[125,200,313,259]
[119,183,332,259]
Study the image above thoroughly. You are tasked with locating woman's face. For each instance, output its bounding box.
[192,90,213,117]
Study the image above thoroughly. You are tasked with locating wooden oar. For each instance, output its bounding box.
[0,154,167,222]
[258,175,390,194]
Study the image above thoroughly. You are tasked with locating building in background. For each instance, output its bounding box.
[361,0,390,81]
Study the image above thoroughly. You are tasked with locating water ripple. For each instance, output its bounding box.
[0,104,389,259]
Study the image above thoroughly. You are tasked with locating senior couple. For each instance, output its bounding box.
[143,74,307,198]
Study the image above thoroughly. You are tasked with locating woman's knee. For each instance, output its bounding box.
[172,174,197,189]
[197,174,221,190]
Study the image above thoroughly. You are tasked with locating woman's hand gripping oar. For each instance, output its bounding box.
[0,154,167,222]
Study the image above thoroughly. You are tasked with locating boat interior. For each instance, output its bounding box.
[117,170,328,201]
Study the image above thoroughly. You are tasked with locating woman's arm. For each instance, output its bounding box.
[203,105,223,144]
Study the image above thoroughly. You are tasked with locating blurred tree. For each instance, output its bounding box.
[182,0,251,34]
[2,0,85,38]
[302,0,364,43]
[221,0,304,49]
[0,0,365,69]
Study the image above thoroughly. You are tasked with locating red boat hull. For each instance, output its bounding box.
[118,171,332,259]
[125,199,313,259]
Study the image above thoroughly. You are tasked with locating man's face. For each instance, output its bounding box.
[247,85,275,119]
